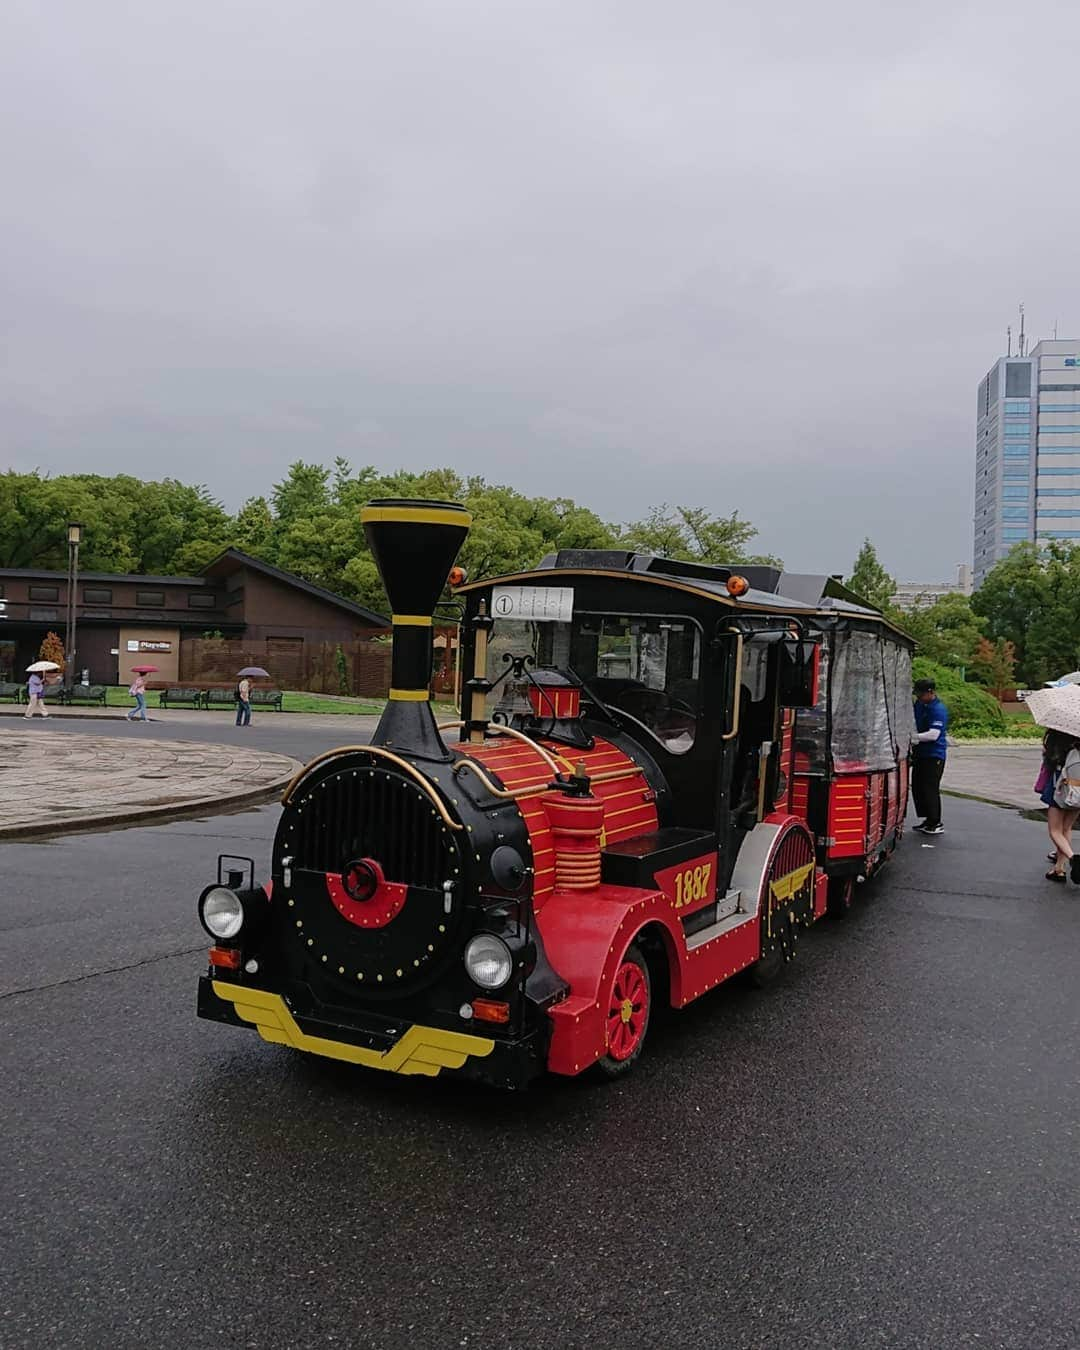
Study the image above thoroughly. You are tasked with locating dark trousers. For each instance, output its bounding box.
[235,699,251,726]
[912,757,945,827]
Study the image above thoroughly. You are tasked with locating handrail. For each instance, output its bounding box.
[436,719,564,776]
[721,628,745,741]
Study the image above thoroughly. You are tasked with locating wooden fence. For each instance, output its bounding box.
[179,629,460,698]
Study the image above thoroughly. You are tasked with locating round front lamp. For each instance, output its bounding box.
[199,885,244,940]
[464,933,513,990]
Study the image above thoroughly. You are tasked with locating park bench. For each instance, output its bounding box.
[204,686,285,711]
[0,682,25,703]
[159,686,205,709]
[60,684,108,706]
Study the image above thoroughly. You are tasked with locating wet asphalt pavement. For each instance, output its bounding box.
[3,754,1079,1348]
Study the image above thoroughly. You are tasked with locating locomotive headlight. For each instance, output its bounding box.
[199,885,245,940]
[464,933,513,990]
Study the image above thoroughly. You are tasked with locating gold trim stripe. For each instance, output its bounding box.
[213,982,494,1077]
[360,505,472,527]
[389,687,430,702]
[392,614,434,627]
[769,861,816,904]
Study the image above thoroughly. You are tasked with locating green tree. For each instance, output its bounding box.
[892,594,983,671]
[973,542,1080,686]
[232,496,274,555]
[845,538,895,612]
[621,504,778,565]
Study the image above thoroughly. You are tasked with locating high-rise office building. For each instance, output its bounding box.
[974,339,1080,584]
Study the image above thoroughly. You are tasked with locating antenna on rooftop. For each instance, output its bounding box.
[1054,317,1059,340]
[1018,303,1026,357]
[1006,324,1011,357]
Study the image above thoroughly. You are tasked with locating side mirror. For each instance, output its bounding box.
[778,638,820,708]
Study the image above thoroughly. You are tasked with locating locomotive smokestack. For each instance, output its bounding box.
[360,497,472,761]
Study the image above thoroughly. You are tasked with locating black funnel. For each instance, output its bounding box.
[360,497,471,761]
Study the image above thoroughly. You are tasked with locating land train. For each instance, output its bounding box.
[197,500,916,1087]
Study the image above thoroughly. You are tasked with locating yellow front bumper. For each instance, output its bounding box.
[212,981,495,1078]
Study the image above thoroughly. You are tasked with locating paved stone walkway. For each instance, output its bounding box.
[0,729,301,838]
[945,743,1043,813]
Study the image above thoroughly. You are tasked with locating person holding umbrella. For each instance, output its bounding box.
[126,665,157,722]
[234,666,268,727]
[24,660,58,718]
[1024,683,1080,883]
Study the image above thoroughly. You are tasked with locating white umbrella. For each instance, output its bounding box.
[1044,671,1080,687]
[25,660,61,673]
[1024,684,1080,738]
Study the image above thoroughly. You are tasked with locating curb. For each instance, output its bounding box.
[942,786,1045,815]
[0,771,297,843]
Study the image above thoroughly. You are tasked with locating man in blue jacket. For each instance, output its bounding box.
[912,677,948,835]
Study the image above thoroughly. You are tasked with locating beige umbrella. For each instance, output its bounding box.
[1024,683,1080,738]
[26,660,61,672]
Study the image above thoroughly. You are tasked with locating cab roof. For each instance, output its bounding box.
[455,549,912,642]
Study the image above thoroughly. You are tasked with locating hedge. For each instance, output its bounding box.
[911,658,1008,737]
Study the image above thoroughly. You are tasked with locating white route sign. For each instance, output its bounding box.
[491,585,574,623]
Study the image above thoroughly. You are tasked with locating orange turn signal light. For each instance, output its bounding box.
[448,565,468,587]
[726,575,749,597]
[471,998,510,1024]
[209,946,242,970]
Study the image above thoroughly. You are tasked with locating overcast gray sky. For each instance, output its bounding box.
[2,0,1078,580]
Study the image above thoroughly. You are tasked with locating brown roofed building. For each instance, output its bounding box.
[0,549,386,688]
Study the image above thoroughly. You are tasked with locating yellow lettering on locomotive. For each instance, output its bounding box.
[673,861,714,909]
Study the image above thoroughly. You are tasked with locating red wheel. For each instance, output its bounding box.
[597,945,651,1079]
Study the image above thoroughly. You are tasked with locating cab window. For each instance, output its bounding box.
[563,615,702,755]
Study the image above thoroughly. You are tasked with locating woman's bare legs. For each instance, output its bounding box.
[1047,805,1080,871]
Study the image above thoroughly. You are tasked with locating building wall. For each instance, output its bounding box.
[118,627,181,685]
[238,568,374,640]
[974,356,1035,584]
[1032,340,1080,544]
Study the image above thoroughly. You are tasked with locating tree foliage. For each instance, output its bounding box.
[972,542,1080,687]
[1,464,782,615]
[620,504,778,566]
[970,637,1017,699]
[891,594,983,671]
[846,538,895,612]
[38,631,66,673]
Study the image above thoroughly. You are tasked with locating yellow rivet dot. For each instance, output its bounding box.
[377,974,383,982]
[307,939,313,947]
[396,968,403,977]
[438,924,446,933]
[296,920,303,928]
[339,966,345,974]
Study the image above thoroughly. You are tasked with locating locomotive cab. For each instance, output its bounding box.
[196,504,912,1087]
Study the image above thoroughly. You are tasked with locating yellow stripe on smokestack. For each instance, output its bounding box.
[360,497,472,761]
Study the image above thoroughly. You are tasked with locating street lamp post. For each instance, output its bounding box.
[65,522,84,690]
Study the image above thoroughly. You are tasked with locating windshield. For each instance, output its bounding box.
[484,613,702,754]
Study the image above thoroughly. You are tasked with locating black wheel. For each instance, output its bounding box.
[748,941,784,987]
[827,875,854,917]
[595,944,651,1079]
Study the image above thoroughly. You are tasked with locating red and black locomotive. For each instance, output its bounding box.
[197,499,915,1087]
